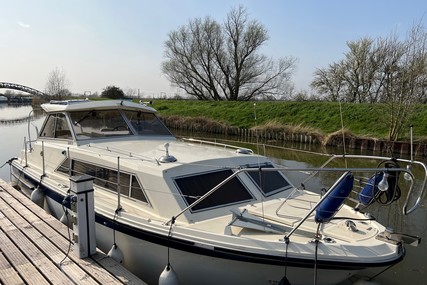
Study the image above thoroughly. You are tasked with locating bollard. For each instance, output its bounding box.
[69,174,96,258]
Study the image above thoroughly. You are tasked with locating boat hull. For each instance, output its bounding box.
[10,164,403,285]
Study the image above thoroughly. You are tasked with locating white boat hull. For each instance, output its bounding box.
[11,166,396,285]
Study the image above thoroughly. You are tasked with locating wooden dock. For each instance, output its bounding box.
[0,179,147,285]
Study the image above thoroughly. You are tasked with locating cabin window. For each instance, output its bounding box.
[57,158,149,204]
[130,176,147,201]
[122,110,172,136]
[40,113,72,139]
[69,109,132,139]
[174,169,253,212]
[246,164,292,196]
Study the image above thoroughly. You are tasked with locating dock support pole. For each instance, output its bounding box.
[70,174,96,258]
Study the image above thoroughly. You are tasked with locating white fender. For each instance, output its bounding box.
[30,186,44,207]
[107,243,124,263]
[159,264,179,285]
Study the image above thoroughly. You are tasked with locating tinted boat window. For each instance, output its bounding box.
[123,110,172,136]
[174,169,253,212]
[40,113,72,139]
[130,175,147,201]
[246,164,291,196]
[57,158,149,204]
[69,110,132,139]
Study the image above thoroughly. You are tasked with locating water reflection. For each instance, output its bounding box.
[0,104,45,125]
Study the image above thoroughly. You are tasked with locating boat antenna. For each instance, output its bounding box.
[409,124,414,163]
[338,99,348,168]
[404,125,414,181]
[254,103,260,155]
[254,103,266,225]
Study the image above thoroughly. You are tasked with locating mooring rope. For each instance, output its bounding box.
[313,223,321,285]
[59,191,73,268]
[166,216,176,269]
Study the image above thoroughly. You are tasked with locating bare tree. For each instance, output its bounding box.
[124,87,138,97]
[311,21,427,141]
[383,23,427,141]
[45,67,69,99]
[162,6,297,101]
[311,62,345,101]
[312,37,386,103]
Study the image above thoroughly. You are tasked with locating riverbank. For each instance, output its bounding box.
[153,100,427,156]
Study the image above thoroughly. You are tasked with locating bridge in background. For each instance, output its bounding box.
[0,82,47,96]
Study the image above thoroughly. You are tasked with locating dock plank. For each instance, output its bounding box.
[0,250,25,285]
[0,226,50,285]
[0,179,146,285]
[1,188,145,285]
[0,200,77,285]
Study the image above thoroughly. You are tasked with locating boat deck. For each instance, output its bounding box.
[0,179,147,285]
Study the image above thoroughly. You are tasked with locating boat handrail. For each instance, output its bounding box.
[181,138,253,154]
[87,143,161,165]
[166,165,415,226]
[23,137,38,167]
[285,171,351,238]
[314,154,427,215]
[178,139,427,213]
[26,108,42,150]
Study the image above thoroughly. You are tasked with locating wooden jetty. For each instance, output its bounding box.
[0,179,147,285]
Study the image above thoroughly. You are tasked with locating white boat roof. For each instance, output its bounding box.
[41,99,156,113]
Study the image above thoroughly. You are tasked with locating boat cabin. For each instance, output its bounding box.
[38,100,174,143]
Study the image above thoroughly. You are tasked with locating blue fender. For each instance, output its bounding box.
[358,172,383,205]
[315,172,354,223]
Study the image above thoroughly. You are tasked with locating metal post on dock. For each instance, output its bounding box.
[69,174,96,258]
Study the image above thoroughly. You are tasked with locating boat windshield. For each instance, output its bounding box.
[70,109,132,140]
[122,110,173,136]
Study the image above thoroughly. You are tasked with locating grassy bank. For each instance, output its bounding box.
[151,100,427,141]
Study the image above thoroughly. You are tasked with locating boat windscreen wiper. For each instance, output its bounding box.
[74,110,95,125]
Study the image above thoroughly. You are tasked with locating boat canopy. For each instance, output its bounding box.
[41,99,156,113]
[38,100,173,140]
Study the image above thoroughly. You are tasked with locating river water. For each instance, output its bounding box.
[0,104,426,284]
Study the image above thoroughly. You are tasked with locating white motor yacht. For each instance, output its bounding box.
[9,99,426,285]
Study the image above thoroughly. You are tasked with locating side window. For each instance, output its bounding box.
[123,110,172,136]
[174,170,253,212]
[130,175,149,203]
[40,114,56,138]
[54,114,72,139]
[39,113,71,139]
[246,164,292,196]
[56,158,149,204]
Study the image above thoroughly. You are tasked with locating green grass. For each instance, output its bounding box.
[149,100,427,141]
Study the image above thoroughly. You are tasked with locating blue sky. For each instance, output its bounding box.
[1,0,426,97]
